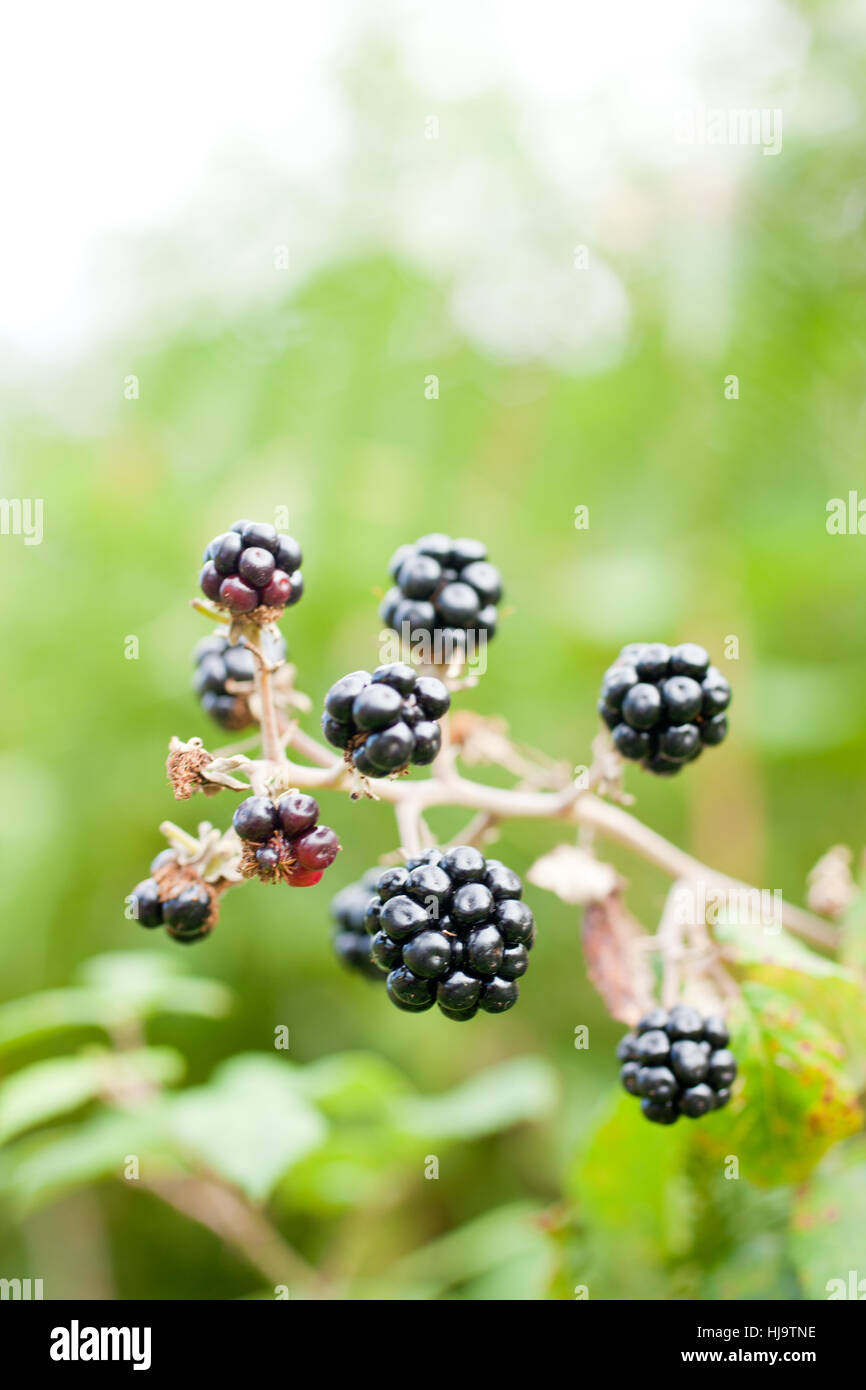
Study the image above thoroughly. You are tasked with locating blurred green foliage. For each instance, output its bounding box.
[1,16,866,1298]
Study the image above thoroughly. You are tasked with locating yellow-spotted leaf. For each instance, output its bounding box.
[694,981,862,1185]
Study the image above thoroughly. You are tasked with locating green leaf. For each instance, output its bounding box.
[789,1144,866,1299]
[719,922,866,1080]
[167,1054,326,1202]
[694,981,862,1186]
[394,1057,557,1141]
[0,1047,184,1144]
[0,954,232,1055]
[367,1202,551,1299]
[76,952,233,1022]
[0,1105,176,1214]
[570,1089,696,1262]
[700,1233,799,1301]
[298,1051,412,1121]
[276,1129,415,1217]
[0,988,124,1054]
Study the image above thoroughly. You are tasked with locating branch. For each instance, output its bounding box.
[250,639,287,767]
[185,625,836,951]
[141,1173,325,1296]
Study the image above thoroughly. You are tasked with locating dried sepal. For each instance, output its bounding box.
[806,844,856,921]
[590,731,633,805]
[158,819,243,884]
[527,843,618,906]
[166,736,222,800]
[201,754,254,791]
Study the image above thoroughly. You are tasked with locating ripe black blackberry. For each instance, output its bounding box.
[192,629,287,731]
[379,534,502,653]
[364,846,536,1020]
[232,791,340,886]
[199,520,303,616]
[598,642,731,776]
[321,663,450,775]
[617,1006,737,1123]
[330,870,385,981]
[129,850,218,945]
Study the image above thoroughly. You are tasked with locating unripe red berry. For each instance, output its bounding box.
[286,865,325,887]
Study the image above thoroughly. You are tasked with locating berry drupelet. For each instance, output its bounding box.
[199,520,303,617]
[330,870,385,981]
[232,791,340,886]
[379,534,502,651]
[598,642,731,776]
[129,849,218,945]
[617,1006,737,1123]
[321,663,450,775]
[364,846,536,1020]
[192,629,287,731]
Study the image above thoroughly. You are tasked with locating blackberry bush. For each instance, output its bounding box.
[330,870,384,980]
[131,504,833,1188]
[199,520,303,617]
[379,533,502,650]
[321,663,450,775]
[597,641,731,775]
[193,629,287,731]
[617,1006,737,1124]
[364,847,536,1021]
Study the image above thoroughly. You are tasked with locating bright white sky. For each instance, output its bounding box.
[0,0,811,378]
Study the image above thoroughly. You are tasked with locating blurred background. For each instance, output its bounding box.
[1,0,865,1300]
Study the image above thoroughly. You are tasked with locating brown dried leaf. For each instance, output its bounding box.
[582,891,653,1026]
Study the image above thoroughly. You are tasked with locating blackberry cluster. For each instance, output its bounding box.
[199,520,303,616]
[379,534,502,647]
[598,642,731,776]
[192,629,287,731]
[321,663,450,775]
[130,850,218,946]
[364,847,536,1020]
[232,792,340,886]
[618,1006,737,1124]
[330,870,385,981]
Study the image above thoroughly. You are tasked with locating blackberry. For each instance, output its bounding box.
[200,521,303,616]
[192,629,287,731]
[330,870,384,981]
[232,791,340,886]
[380,534,503,657]
[129,855,217,945]
[617,1007,737,1123]
[321,664,450,775]
[363,847,535,1020]
[599,642,731,775]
